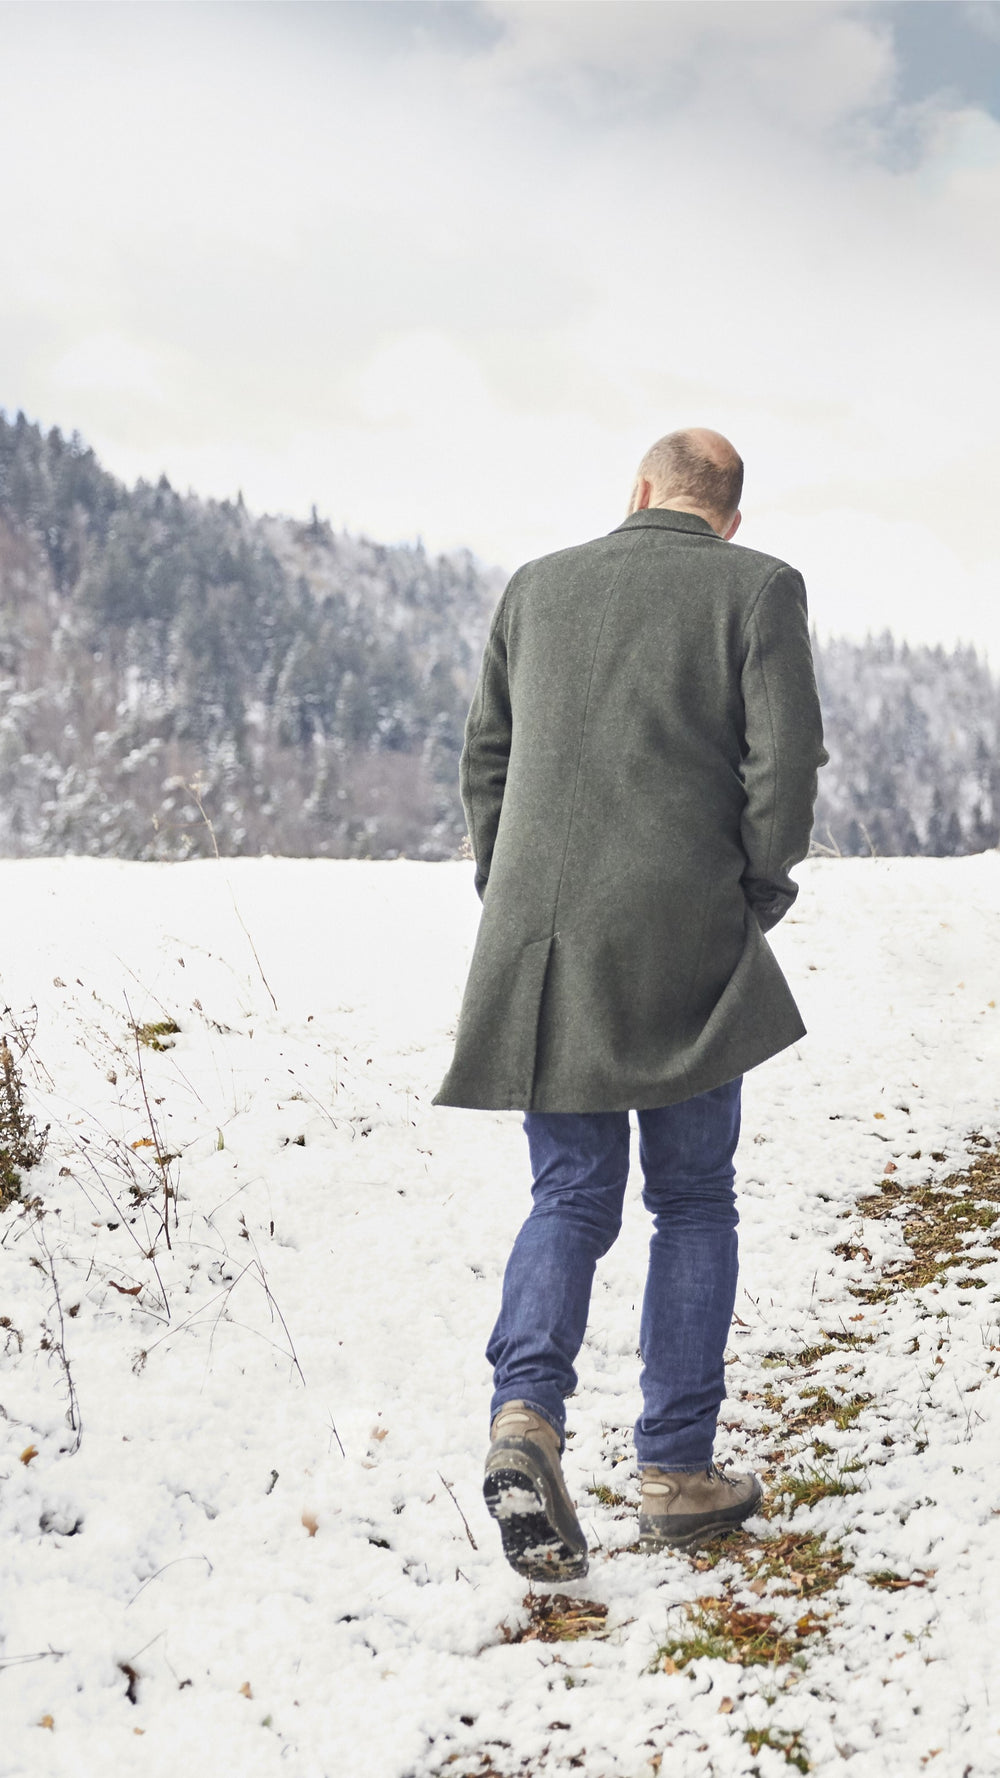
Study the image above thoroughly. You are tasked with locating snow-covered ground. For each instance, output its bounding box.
[2,854,1000,1778]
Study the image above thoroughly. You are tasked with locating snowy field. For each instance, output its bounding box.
[2,854,1000,1778]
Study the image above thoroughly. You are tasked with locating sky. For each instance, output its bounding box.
[1,0,999,655]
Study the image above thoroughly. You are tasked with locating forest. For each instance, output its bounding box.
[1,411,997,862]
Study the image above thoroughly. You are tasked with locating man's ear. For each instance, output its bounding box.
[628,477,653,515]
[723,510,741,541]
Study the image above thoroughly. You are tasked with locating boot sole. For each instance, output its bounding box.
[483,1463,589,1581]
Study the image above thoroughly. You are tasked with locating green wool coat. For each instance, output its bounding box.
[434,508,827,1113]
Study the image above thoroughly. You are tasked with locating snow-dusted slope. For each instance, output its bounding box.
[1,856,999,1778]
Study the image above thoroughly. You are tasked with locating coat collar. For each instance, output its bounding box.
[612,508,719,540]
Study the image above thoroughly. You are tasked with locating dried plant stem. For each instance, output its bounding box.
[33,1217,82,1451]
[65,1127,171,1320]
[125,995,173,1252]
[0,1647,65,1670]
[438,1473,478,1550]
[187,783,278,1013]
[239,1215,306,1386]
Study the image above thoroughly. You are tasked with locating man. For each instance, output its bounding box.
[435,429,826,1581]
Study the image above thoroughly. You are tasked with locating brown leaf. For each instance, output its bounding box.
[718,1697,735,1714]
[749,1577,767,1597]
[301,1510,319,1537]
[239,1681,253,1698]
[661,1655,678,1675]
[884,1161,898,1175]
[20,1445,38,1466]
[370,1426,389,1442]
[109,1281,142,1297]
[38,1715,54,1730]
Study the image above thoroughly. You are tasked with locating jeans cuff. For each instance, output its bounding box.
[637,1457,713,1474]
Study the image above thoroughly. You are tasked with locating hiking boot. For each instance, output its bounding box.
[483,1402,589,1581]
[638,1462,763,1552]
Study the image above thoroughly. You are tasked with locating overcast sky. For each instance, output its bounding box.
[2,0,999,654]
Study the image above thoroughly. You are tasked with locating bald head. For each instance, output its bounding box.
[628,428,744,536]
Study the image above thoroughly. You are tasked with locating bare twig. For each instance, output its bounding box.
[187,782,278,1013]
[124,994,174,1252]
[438,1473,478,1550]
[32,1217,82,1452]
[62,1131,170,1320]
[238,1216,306,1386]
[139,1263,256,1361]
[0,1647,65,1669]
[1,1003,55,1089]
[127,1556,214,1608]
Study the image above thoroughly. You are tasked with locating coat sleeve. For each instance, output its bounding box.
[460,592,513,901]
[739,566,828,932]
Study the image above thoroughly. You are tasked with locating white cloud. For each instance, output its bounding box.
[51,333,166,402]
[0,1,998,655]
[478,0,895,133]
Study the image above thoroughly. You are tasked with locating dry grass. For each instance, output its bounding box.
[844,1136,1000,1299]
[767,1462,864,1515]
[762,1329,876,1371]
[502,1593,611,1644]
[585,1481,631,1508]
[754,1384,873,1437]
[742,1725,811,1772]
[733,1529,850,1599]
[652,1594,827,1671]
[865,1568,934,1592]
[131,1018,181,1052]
[432,1756,512,1777]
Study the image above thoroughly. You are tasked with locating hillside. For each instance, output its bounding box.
[0,412,500,860]
[1,411,999,861]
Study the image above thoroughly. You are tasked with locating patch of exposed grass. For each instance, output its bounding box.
[747,1381,873,1440]
[502,1593,610,1644]
[865,1568,934,1592]
[132,1018,181,1051]
[797,1388,873,1431]
[586,1482,630,1508]
[432,1755,511,1777]
[743,1726,811,1772]
[787,1341,837,1368]
[692,1527,850,1598]
[768,1463,864,1516]
[746,1531,851,1598]
[849,1139,1000,1298]
[763,1332,876,1369]
[652,1595,826,1671]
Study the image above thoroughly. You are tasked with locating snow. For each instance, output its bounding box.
[2,853,1000,1778]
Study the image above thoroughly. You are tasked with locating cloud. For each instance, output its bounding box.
[478,0,896,135]
[0,1,998,656]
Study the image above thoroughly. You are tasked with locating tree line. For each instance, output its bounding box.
[1,411,997,861]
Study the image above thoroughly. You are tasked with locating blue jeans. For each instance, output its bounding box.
[486,1078,742,1471]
